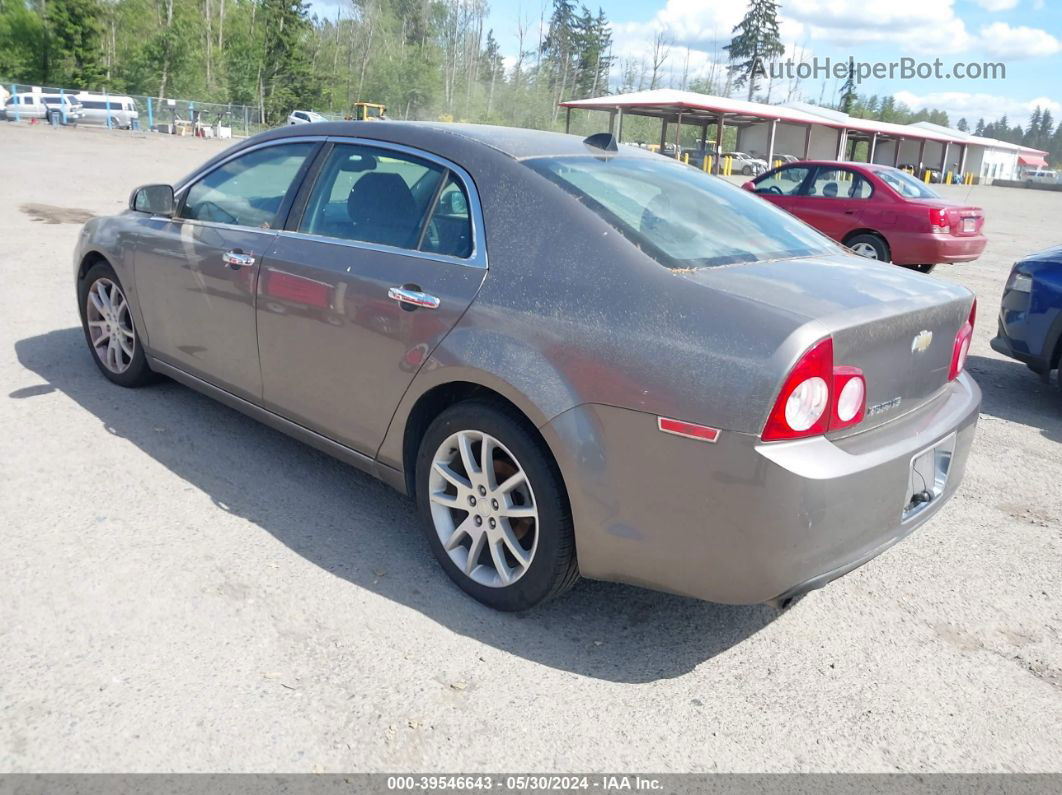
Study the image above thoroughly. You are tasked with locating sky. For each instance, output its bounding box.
[314,0,1062,128]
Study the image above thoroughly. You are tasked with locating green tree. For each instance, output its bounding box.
[0,0,45,82]
[956,117,969,132]
[42,0,106,86]
[838,57,856,114]
[726,0,784,101]
[259,0,319,123]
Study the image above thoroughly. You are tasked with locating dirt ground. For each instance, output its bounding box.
[1,122,1060,772]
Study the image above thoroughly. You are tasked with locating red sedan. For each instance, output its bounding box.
[742,160,986,273]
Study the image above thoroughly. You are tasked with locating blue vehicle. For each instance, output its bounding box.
[991,246,1062,391]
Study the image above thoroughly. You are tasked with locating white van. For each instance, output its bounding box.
[1023,168,1058,185]
[74,93,139,128]
[2,92,84,124]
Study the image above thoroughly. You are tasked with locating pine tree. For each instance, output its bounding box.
[838,57,856,114]
[1040,109,1054,145]
[974,118,986,136]
[957,118,969,132]
[43,0,106,86]
[725,0,784,101]
[1026,106,1043,146]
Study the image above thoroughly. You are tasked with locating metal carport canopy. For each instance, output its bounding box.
[559,88,962,144]
[559,88,849,129]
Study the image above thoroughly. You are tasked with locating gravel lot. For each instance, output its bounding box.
[1,123,1060,773]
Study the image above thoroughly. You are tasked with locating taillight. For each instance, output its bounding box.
[832,366,867,429]
[762,338,867,441]
[949,299,977,380]
[929,208,951,234]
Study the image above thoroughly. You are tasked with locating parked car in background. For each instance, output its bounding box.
[74,93,139,128]
[74,123,980,611]
[723,151,768,176]
[744,160,987,273]
[1023,169,1058,186]
[991,246,1062,392]
[3,93,83,125]
[288,110,326,125]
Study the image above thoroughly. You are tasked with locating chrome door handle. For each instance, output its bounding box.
[222,250,256,269]
[388,286,440,310]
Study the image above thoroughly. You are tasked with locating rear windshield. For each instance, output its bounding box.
[872,168,939,199]
[525,155,838,268]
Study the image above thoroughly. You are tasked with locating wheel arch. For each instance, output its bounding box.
[77,249,111,282]
[395,378,570,501]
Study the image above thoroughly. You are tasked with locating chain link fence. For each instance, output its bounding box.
[1,81,281,139]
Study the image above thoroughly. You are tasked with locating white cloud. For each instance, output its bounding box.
[784,0,972,53]
[976,22,1062,58]
[893,89,1061,127]
[974,0,1019,10]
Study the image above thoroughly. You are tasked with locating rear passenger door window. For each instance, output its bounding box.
[297,143,473,259]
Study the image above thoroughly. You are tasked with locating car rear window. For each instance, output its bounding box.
[872,168,939,199]
[525,155,838,268]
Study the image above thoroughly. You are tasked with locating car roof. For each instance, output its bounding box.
[264,120,659,161]
[781,160,909,174]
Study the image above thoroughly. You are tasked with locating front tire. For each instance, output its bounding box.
[415,401,578,611]
[78,261,157,387]
[912,264,936,274]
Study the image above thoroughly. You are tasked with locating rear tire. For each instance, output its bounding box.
[846,233,890,262]
[415,400,578,611]
[78,261,158,388]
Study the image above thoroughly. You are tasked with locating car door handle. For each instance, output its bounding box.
[222,250,256,269]
[388,286,440,310]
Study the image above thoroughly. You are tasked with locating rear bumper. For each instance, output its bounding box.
[891,232,986,265]
[541,373,981,605]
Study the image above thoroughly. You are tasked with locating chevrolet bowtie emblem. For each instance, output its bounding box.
[911,330,934,353]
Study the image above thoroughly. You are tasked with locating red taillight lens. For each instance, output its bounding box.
[929,208,951,234]
[949,299,977,380]
[762,338,834,441]
[762,338,868,441]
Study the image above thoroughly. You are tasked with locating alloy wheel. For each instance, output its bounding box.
[428,430,539,588]
[85,277,135,374]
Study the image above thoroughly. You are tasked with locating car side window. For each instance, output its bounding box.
[420,176,473,258]
[754,166,810,195]
[298,143,447,251]
[804,167,871,199]
[180,142,315,228]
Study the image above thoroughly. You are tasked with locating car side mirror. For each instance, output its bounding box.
[130,184,175,216]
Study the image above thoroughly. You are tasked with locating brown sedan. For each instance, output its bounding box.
[74,122,981,610]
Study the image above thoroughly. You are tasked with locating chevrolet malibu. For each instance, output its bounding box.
[74,123,981,611]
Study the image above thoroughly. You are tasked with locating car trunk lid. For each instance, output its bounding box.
[679,254,975,435]
[909,198,985,237]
